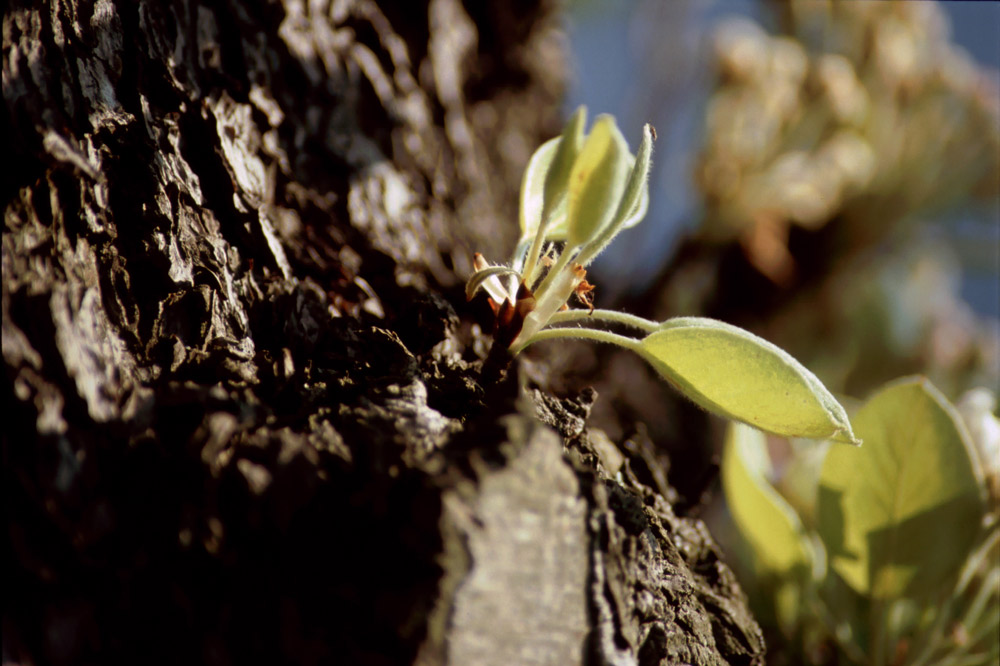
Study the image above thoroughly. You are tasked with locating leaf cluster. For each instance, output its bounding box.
[468,108,858,446]
[723,378,998,665]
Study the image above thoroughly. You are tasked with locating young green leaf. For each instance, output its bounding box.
[723,424,815,575]
[722,424,816,632]
[577,123,654,266]
[541,105,586,224]
[817,377,986,600]
[518,108,588,282]
[638,317,859,444]
[518,137,561,242]
[565,115,629,248]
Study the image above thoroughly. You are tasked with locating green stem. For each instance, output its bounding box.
[547,308,658,332]
[943,606,1000,665]
[965,607,1000,652]
[512,238,531,273]
[808,592,867,664]
[531,244,575,295]
[954,524,1000,596]
[957,567,1000,640]
[908,526,1000,666]
[907,593,957,666]
[942,646,1000,666]
[512,326,642,355]
[521,213,550,287]
[870,600,888,666]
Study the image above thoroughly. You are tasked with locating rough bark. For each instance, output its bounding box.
[3,1,764,664]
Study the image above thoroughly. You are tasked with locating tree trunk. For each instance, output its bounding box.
[2,1,764,664]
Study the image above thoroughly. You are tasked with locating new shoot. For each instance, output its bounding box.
[468,107,860,445]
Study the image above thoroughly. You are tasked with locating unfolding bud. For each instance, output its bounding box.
[517,108,652,255]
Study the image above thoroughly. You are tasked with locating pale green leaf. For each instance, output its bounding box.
[578,123,654,265]
[518,137,561,241]
[817,377,986,600]
[614,123,653,230]
[565,115,629,248]
[541,106,586,224]
[774,437,833,528]
[639,317,859,444]
[621,173,649,230]
[722,424,815,632]
[723,423,814,575]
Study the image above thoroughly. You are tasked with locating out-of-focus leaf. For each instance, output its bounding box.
[724,424,813,573]
[639,317,860,444]
[817,377,986,600]
[771,441,834,532]
[722,423,815,632]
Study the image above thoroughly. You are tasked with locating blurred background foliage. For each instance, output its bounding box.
[550,1,999,660]
[550,0,997,465]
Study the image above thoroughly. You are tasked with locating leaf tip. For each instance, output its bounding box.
[833,429,862,447]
